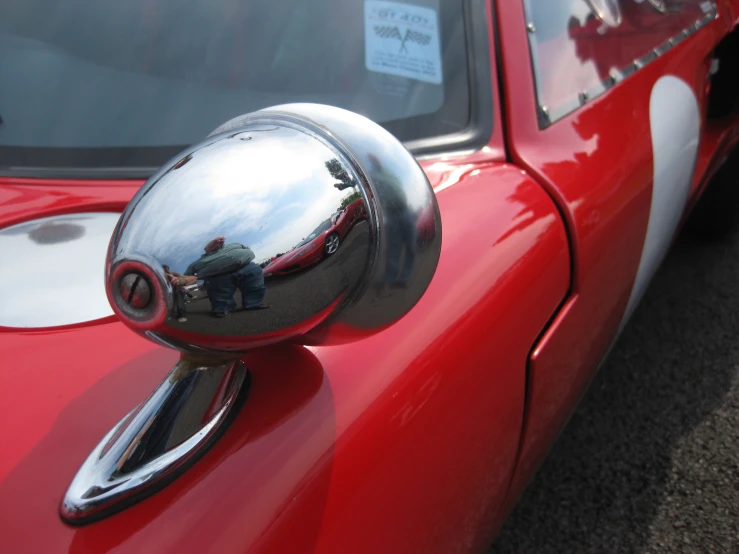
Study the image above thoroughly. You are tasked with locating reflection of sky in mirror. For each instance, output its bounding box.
[117,127,360,272]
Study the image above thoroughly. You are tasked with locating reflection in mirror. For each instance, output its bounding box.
[263,191,367,278]
[108,123,372,347]
[73,104,442,524]
[106,103,441,352]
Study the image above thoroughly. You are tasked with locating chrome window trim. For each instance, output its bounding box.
[522,1,718,128]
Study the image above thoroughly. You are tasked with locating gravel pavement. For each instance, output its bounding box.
[490,228,739,553]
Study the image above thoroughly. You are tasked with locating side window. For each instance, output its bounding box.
[522,0,718,126]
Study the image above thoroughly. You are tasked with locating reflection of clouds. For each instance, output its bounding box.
[256,197,339,261]
[119,127,358,271]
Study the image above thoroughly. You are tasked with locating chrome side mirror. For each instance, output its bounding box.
[61,104,441,524]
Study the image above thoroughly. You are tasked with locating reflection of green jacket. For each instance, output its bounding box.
[185,244,255,279]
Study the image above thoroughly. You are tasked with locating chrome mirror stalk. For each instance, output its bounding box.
[60,356,248,524]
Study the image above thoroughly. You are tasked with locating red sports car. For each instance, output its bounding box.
[263,199,366,277]
[1,0,739,553]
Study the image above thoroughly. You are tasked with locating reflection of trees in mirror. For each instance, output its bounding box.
[339,190,362,211]
[325,158,355,191]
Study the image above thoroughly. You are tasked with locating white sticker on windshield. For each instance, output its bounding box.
[364,1,442,85]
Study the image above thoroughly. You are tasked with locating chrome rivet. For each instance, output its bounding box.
[526,22,536,32]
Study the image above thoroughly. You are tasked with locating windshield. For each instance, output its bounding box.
[0,0,472,174]
[298,219,333,246]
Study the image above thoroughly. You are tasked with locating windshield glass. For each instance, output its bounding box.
[299,220,333,246]
[0,0,472,173]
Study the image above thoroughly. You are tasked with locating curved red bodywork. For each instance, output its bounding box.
[263,235,325,277]
[2,0,739,552]
[0,164,569,553]
[494,0,739,528]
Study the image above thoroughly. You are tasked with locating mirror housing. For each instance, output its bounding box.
[107,104,441,353]
[62,105,441,524]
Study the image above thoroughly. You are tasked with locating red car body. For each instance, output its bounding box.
[2,1,739,552]
[263,199,367,277]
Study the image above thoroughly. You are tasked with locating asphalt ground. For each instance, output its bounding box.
[490,227,739,553]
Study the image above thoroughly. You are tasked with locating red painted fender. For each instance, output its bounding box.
[0,162,569,553]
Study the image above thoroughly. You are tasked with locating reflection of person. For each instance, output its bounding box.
[383,214,417,287]
[367,154,417,287]
[163,265,193,322]
[170,237,269,318]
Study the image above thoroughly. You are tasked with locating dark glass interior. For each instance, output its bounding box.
[0,0,477,173]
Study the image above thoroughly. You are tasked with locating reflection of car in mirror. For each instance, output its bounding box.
[264,198,367,277]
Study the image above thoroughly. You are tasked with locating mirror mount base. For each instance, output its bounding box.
[60,356,249,525]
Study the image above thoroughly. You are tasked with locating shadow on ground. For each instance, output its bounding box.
[491,228,739,553]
